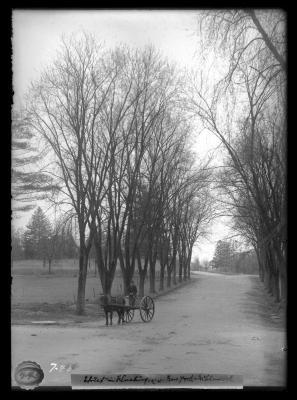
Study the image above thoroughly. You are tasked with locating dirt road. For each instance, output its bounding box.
[11,272,286,388]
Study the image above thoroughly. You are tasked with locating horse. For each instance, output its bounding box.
[99,294,126,326]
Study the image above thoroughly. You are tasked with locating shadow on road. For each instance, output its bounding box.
[240,276,286,330]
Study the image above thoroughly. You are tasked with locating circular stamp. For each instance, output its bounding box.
[14,361,44,390]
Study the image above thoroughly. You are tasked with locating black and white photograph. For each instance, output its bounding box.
[11,9,287,390]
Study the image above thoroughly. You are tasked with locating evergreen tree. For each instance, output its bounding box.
[12,110,59,214]
[210,240,233,270]
[23,207,52,262]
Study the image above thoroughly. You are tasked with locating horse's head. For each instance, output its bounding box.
[99,294,111,306]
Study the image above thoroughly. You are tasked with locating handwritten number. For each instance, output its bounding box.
[50,363,72,373]
[49,363,58,372]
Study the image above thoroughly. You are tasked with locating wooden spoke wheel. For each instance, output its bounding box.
[124,308,135,323]
[139,296,155,322]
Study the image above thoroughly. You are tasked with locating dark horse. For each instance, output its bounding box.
[99,295,126,326]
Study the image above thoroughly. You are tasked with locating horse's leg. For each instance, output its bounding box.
[110,310,113,325]
[104,308,108,326]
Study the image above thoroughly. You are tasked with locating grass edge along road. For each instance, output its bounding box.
[11,270,195,326]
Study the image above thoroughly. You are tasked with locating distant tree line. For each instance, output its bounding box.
[191,257,209,271]
[210,240,259,274]
[12,207,78,273]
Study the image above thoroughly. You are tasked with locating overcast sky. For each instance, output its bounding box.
[12,9,233,261]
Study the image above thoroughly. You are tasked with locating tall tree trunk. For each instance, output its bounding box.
[272,240,287,302]
[187,248,192,279]
[94,238,106,294]
[264,268,271,293]
[149,260,156,293]
[173,258,177,285]
[139,270,146,297]
[258,259,264,282]
[119,247,132,295]
[263,249,273,294]
[123,272,133,296]
[76,249,89,315]
[187,260,191,279]
[159,245,165,291]
[48,258,52,274]
[263,257,272,294]
[256,245,266,283]
[100,259,118,296]
[147,237,156,293]
[178,253,183,283]
[159,262,165,291]
[267,247,281,302]
[166,265,171,288]
[272,270,280,302]
[105,272,113,296]
[122,254,135,296]
[96,259,105,293]
[137,250,149,297]
[183,257,188,281]
[279,272,287,302]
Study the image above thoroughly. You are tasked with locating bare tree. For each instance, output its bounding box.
[25,34,118,314]
[191,9,287,301]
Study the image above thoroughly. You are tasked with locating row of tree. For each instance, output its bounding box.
[191,10,287,302]
[12,36,214,314]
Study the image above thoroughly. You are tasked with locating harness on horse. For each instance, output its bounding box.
[99,295,126,325]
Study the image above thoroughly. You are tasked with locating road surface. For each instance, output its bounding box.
[11,272,286,388]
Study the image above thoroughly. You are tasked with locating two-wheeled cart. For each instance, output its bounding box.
[123,295,155,323]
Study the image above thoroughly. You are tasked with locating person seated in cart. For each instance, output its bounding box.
[128,280,137,306]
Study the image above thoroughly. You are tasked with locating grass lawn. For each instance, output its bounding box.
[12,259,166,304]
[11,259,191,324]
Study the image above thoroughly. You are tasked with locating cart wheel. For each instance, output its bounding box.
[140,296,155,322]
[124,309,134,323]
